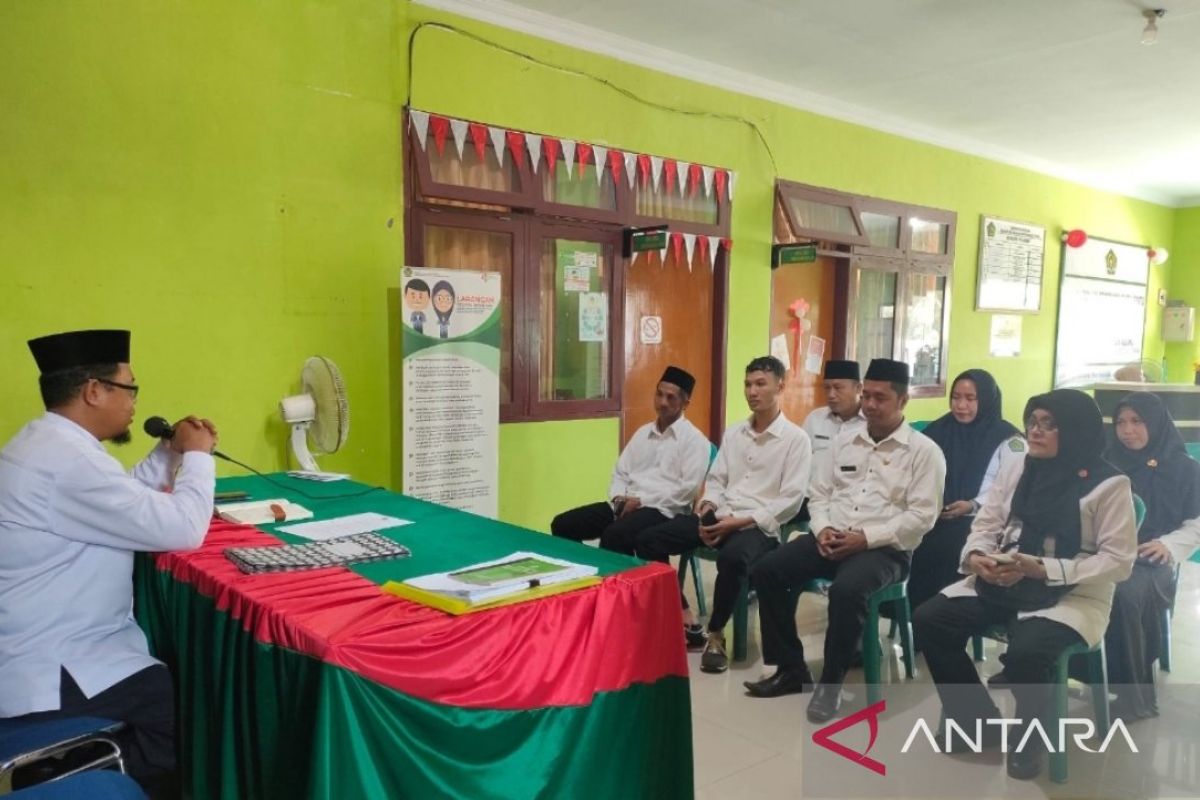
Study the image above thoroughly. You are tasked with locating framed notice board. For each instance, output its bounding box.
[1052,236,1150,388]
[976,216,1045,313]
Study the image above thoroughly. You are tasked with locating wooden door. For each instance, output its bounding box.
[770,255,839,426]
[622,247,715,447]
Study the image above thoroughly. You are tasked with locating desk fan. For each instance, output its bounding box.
[278,356,350,474]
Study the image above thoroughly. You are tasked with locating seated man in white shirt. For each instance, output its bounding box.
[551,366,710,559]
[635,356,811,673]
[744,359,946,723]
[801,359,866,477]
[0,329,218,797]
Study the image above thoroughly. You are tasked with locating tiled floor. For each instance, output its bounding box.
[681,559,1200,800]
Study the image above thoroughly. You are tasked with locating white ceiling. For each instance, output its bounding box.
[419,0,1200,207]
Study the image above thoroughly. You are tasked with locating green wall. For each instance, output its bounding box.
[0,0,1186,533]
[1166,207,1200,378]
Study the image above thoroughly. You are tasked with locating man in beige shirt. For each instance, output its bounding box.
[744,359,945,722]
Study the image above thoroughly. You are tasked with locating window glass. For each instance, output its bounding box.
[541,157,616,209]
[900,272,947,387]
[539,238,611,401]
[861,212,901,248]
[853,269,897,365]
[426,140,517,193]
[909,218,949,254]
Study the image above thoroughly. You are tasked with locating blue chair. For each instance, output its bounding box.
[1051,640,1109,784]
[972,492,1146,663]
[10,770,146,799]
[1160,561,1181,672]
[0,717,126,787]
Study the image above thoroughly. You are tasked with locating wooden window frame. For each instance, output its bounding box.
[774,180,956,398]
[405,116,732,425]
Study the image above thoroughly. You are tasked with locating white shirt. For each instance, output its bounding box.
[608,415,711,518]
[0,413,215,716]
[973,435,1028,508]
[1162,516,1200,566]
[942,456,1137,646]
[809,422,946,552]
[702,411,811,538]
[802,406,866,489]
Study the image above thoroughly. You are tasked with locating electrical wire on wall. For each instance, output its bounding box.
[404,21,779,176]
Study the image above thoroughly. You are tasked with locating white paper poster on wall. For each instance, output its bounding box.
[401,267,501,518]
[989,315,1022,357]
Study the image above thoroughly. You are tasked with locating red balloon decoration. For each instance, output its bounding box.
[1063,229,1088,248]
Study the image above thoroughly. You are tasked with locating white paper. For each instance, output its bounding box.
[287,470,350,482]
[579,292,608,342]
[990,314,1022,357]
[770,333,791,372]
[277,512,414,541]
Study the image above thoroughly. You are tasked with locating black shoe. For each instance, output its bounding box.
[806,683,843,722]
[1006,747,1044,780]
[684,623,707,649]
[744,665,814,698]
[700,634,729,673]
[937,717,1005,753]
[986,669,1010,688]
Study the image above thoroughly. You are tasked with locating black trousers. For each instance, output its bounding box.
[751,534,909,684]
[907,516,971,611]
[914,594,1083,732]
[1103,560,1174,718]
[550,502,667,556]
[636,517,776,632]
[11,665,177,797]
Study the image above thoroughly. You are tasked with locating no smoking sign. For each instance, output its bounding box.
[640,315,662,345]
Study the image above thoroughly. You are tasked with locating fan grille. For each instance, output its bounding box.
[301,356,349,453]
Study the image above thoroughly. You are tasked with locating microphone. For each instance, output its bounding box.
[143,416,175,440]
[144,415,231,462]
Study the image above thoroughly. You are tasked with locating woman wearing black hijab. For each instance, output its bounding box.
[1104,392,1200,719]
[914,389,1137,781]
[909,370,1023,609]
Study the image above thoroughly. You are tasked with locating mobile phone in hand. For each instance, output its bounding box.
[700,509,718,527]
[988,552,1015,565]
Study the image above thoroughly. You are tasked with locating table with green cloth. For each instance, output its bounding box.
[134,474,692,799]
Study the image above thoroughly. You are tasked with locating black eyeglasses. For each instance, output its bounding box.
[1024,417,1058,434]
[93,377,140,398]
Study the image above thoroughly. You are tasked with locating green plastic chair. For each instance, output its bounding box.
[972,492,1146,663]
[800,578,916,704]
[675,516,808,662]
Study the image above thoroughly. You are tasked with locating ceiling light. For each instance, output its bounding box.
[1142,8,1165,45]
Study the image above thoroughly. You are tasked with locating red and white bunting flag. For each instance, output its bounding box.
[663,159,678,195]
[682,233,696,270]
[506,131,526,170]
[592,145,608,185]
[706,236,720,270]
[577,142,594,171]
[409,110,430,150]
[697,234,709,268]
[449,118,469,160]
[429,115,450,156]
[701,165,715,198]
[670,232,684,264]
[468,123,488,162]
[658,243,669,265]
[687,163,703,197]
[489,126,507,167]
[714,169,728,202]
[624,152,638,189]
[649,156,664,190]
[525,133,543,173]
[543,137,562,178]
[607,149,624,186]
[722,238,733,253]
[728,171,738,202]
[636,154,651,187]
[676,161,688,196]
[562,139,576,179]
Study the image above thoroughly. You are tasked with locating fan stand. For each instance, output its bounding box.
[290,423,320,472]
